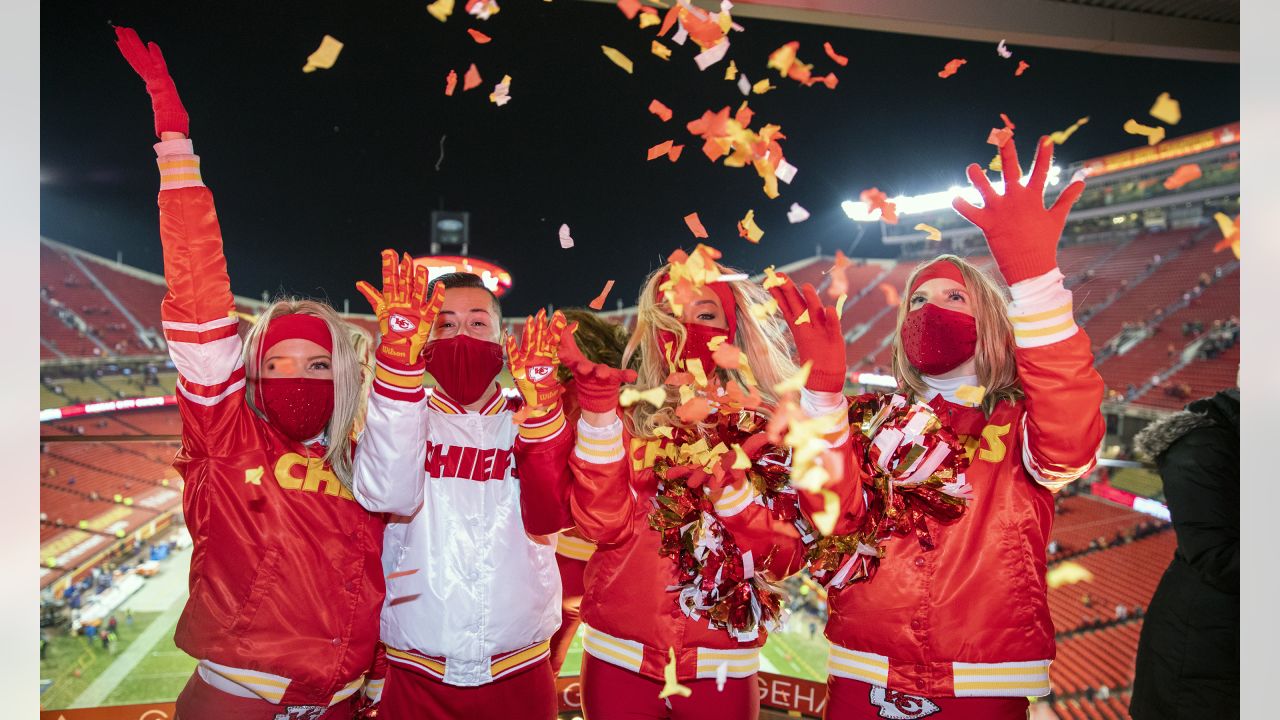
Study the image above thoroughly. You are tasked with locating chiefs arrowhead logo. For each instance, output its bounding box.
[869,685,941,719]
[528,365,553,383]
[389,314,416,333]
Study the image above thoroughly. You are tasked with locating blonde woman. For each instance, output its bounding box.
[115,27,422,719]
[805,137,1105,720]
[557,260,852,719]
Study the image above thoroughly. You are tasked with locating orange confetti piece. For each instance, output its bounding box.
[676,396,713,424]
[878,283,900,307]
[1015,60,1029,76]
[652,39,672,60]
[387,568,419,580]
[668,144,684,162]
[712,341,743,370]
[467,28,492,43]
[987,127,1013,147]
[589,280,616,310]
[444,69,458,96]
[827,250,851,299]
[648,140,675,161]
[684,212,709,238]
[1163,163,1202,190]
[462,63,483,91]
[616,0,642,19]
[859,187,898,224]
[938,58,966,78]
[823,41,848,66]
[649,99,673,122]
[1212,212,1239,258]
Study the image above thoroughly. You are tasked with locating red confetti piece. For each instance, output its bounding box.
[827,250,851,299]
[987,127,1013,147]
[1163,163,1202,190]
[668,144,684,162]
[463,63,482,91]
[649,99,673,122]
[617,0,642,20]
[648,140,675,161]
[387,568,419,580]
[823,41,849,66]
[860,187,899,224]
[1016,60,1030,76]
[467,28,492,44]
[684,212,709,238]
[878,283,900,307]
[938,58,966,78]
[1000,113,1015,130]
[589,280,616,310]
[444,69,458,96]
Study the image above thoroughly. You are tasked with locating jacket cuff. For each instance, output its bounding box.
[518,401,567,443]
[574,416,625,464]
[373,354,426,401]
[1007,268,1077,349]
[800,388,851,445]
[154,139,203,190]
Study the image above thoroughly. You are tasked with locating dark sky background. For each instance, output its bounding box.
[40,0,1239,317]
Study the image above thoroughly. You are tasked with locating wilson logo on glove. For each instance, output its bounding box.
[389,314,416,333]
[527,365,554,383]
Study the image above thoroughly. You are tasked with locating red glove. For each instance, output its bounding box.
[114,26,190,138]
[952,135,1085,284]
[768,276,847,392]
[558,324,637,413]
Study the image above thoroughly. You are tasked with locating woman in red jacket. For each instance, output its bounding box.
[801,136,1104,720]
[114,28,438,719]
[557,251,854,720]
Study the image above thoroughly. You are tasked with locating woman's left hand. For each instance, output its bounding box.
[769,277,847,392]
[506,309,568,413]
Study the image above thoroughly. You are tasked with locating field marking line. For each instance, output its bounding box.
[70,590,188,708]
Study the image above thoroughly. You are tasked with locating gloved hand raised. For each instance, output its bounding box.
[507,309,569,415]
[356,250,445,367]
[558,324,638,414]
[768,276,847,393]
[113,26,190,138]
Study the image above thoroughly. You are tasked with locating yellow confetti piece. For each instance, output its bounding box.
[1214,212,1236,239]
[659,647,693,699]
[811,489,840,536]
[654,426,674,439]
[762,265,786,290]
[914,223,942,242]
[1124,119,1165,146]
[774,361,811,396]
[302,35,344,73]
[686,357,711,387]
[988,153,1002,172]
[1046,561,1095,589]
[651,39,672,61]
[426,0,455,22]
[1049,116,1090,145]
[602,45,634,74]
[621,386,668,408]
[749,298,779,320]
[737,209,764,243]
[678,384,696,406]
[1149,92,1181,125]
[954,384,986,407]
[725,59,738,80]
[638,11,661,28]
[794,309,810,325]
[752,78,775,95]
[731,443,751,470]
[835,293,847,321]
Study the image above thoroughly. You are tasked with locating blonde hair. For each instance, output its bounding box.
[243,298,362,488]
[890,255,1022,414]
[347,323,375,437]
[621,265,799,438]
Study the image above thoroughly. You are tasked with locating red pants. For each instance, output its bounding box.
[824,675,1029,720]
[379,657,557,720]
[549,554,587,675]
[580,653,759,720]
[175,671,355,720]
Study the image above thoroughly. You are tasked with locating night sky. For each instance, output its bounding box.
[40,0,1239,317]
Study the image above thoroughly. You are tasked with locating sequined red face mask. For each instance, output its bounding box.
[258,377,334,442]
[900,303,977,376]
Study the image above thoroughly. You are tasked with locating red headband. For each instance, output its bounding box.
[655,272,738,343]
[262,313,333,356]
[909,261,967,296]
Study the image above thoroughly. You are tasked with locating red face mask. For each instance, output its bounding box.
[900,303,978,376]
[422,334,505,405]
[657,322,731,375]
[258,377,335,442]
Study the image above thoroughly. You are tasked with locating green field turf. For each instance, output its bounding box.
[102,615,195,705]
[39,612,164,710]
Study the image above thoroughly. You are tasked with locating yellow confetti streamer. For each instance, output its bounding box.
[601,45,634,74]
[752,78,775,95]
[954,384,986,407]
[794,309,810,325]
[725,59,738,80]
[1049,116,1090,145]
[1046,561,1095,589]
[1123,119,1165,146]
[686,357,710,387]
[834,293,847,321]
[731,443,751,470]
[811,489,840,536]
[762,265,786,290]
[638,11,661,28]
[659,647,693,699]
[914,223,942,242]
[620,386,667,408]
[302,35,344,73]
[737,209,764,243]
[426,0,455,22]
[774,361,812,396]
[749,298,779,320]
[1149,92,1181,125]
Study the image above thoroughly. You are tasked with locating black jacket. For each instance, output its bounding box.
[1129,389,1239,719]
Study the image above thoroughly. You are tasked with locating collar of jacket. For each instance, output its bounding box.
[1133,388,1238,460]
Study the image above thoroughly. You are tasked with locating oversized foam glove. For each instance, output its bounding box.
[507,309,569,414]
[114,26,190,138]
[558,324,638,414]
[768,276,847,392]
[356,250,445,367]
[952,135,1086,285]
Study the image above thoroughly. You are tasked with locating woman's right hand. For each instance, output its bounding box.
[558,324,637,426]
[768,276,848,393]
[113,26,189,138]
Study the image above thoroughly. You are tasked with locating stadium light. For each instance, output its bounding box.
[842,165,1061,222]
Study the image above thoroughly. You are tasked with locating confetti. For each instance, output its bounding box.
[823,41,849,66]
[1212,212,1239,258]
[387,568,419,580]
[651,40,672,60]
[752,78,775,94]
[762,266,786,290]
[787,203,810,223]
[427,0,455,22]
[1162,163,1201,190]
[695,39,731,71]
[1015,60,1029,76]
[685,105,791,198]
[638,11,662,29]
[954,384,986,406]
[748,298,779,320]
[937,58,966,78]
[736,74,751,96]
[648,140,675,161]
[775,159,798,185]
[827,251,851,299]
[489,74,512,106]
[773,362,812,396]
[1049,116,1090,145]
[737,209,764,243]
[558,223,574,249]
[877,283,899,307]
[602,45,634,74]
[659,648,694,699]
[302,35,344,73]
[725,60,738,80]
[794,309,810,325]
[621,386,667,408]
[668,144,684,161]
[1046,561,1094,588]
[915,223,942,241]
[676,395,713,424]
[987,127,1013,148]
[467,28,492,43]
[859,187,898,224]
[444,69,458,96]
[463,63,483,91]
[649,99,673,122]
[811,489,840,536]
[1149,92,1181,125]
[996,39,1012,59]
[731,444,751,470]
[684,212,709,238]
[834,293,847,321]
[617,0,642,19]
[466,0,500,19]
[589,280,616,310]
[1124,119,1166,146]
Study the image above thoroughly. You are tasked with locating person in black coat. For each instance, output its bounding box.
[1129,388,1239,719]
